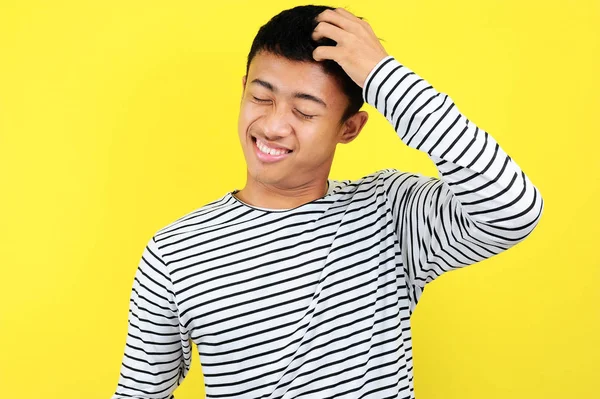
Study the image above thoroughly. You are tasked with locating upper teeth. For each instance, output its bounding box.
[256,139,290,156]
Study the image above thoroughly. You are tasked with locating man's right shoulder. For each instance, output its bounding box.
[152,192,236,242]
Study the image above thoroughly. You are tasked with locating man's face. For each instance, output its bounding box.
[238,51,359,190]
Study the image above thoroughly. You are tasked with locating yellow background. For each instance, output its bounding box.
[1,0,598,398]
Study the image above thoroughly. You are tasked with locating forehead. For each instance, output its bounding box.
[247,51,347,106]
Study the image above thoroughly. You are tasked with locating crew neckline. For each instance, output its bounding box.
[229,180,334,212]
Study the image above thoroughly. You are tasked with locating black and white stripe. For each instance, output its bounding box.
[111,56,543,399]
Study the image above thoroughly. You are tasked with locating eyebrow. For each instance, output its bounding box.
[250,78,327,108]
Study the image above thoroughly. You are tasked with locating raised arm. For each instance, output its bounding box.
[364,56,544,309]
[311,7,544,310]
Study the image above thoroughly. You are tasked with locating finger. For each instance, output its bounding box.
[312,45,343,62]
[316,8,361,33]
[334,7,371,29]
[333,7,359,20]
[312,21,349,44]
[335,7,371,28]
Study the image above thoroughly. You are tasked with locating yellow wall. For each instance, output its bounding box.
[1,1,598,398]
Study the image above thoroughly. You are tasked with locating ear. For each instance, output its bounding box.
[241,75,247,102]
[338,111,369,144]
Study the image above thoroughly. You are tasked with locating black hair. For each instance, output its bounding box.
[246,5,364,122]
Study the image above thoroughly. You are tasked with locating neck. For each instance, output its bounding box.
[234,175,329,210]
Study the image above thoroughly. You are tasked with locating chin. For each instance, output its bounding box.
[250,170,285,186]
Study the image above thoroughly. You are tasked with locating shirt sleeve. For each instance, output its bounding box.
[363,56,544,310]
[111,236,191,399]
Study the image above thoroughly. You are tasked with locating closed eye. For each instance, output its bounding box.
[296,109,316,120]
[252,96,271,103]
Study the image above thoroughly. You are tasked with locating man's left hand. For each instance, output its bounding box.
[312,8,389,89]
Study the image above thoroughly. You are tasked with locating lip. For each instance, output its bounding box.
[252,137,293,163]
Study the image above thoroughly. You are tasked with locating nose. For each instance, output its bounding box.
[262,105,293,140]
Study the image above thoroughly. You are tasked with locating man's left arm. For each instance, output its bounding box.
[363,55,544,306]
[313,8,544,305]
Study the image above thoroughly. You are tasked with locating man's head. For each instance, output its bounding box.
[246,5,364,122]
[238,5,369,193]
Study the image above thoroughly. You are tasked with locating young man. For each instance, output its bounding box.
[111,5,543,399]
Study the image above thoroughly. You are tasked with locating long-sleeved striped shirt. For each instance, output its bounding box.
[111,55,544,399]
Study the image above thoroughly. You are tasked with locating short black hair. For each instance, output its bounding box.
[246,5,364,122]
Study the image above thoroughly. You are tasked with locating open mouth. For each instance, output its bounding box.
[251,136,293,163]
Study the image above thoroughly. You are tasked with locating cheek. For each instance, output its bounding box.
[238,103,255,135]
[298,124,337,154]
[239,100,266,126]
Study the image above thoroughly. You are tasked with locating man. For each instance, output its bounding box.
[111,5,543,399]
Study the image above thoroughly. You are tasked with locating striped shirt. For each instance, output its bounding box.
[111,55,544,399]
